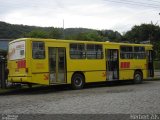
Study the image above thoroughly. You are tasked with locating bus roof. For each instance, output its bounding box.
[9,38,153,47]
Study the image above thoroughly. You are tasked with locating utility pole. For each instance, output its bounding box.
[63,19,65,39]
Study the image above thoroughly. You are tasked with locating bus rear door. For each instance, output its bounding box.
[49,47,66,84]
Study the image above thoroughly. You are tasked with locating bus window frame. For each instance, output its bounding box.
[134,46,146,59]
[70,43,86,59]
[86,44,103,59]
[32,41,45,59]
[120,45,133,59]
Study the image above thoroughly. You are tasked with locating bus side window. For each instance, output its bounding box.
[86,44,103,59]
[134,46,145,59]
[70,43,85,59]
[32,42,45,59]
[120,46,133,59]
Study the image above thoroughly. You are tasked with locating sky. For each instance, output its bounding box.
[0,0,160,33]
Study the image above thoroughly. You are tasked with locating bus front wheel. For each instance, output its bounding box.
[134,71,143,84]
[71,73,85,90]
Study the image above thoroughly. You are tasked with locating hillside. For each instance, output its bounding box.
[1,21,160,59]
[0,21,122,42]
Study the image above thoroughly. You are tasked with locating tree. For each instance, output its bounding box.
[124,24,160,43]
[49,28,63,39]
[0,21,122,42]
[100,30,122,42]
[27,30,48,38]
[75,31,103,41]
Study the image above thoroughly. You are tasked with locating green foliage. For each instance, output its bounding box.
[0,22,31,38]
[123,24,160,43]
[75,31,103,41]
[49,28,63,39]
[154,41,160,60]
[27,30,48,38]
[154,61,160,70]
[1,21,160,59]
[0,21,122,42]
[100,30,122,42]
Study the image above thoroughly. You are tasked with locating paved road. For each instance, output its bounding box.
[0,80,160,114]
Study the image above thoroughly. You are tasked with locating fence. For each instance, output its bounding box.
[0,57,7,88]
[154,60,160,70]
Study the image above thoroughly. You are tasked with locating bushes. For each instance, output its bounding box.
[154,61,160,70]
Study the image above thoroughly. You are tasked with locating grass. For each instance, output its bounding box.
[0,88,15,94]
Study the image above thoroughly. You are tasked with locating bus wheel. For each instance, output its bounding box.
[134,71,143,84]
[71,73,85,90]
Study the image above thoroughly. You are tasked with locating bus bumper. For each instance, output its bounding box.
[8,76,31,83]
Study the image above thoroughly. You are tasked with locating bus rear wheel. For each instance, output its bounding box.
[71,73,85,90]
[134,71,143,84]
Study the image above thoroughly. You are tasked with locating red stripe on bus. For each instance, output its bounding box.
[121,62,130,69]
[121,62,124,68]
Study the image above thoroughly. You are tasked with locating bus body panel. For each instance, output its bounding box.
[8,76,31,83]
[119,59,147,80]
[85,71,106,82]
[8,40,30,83]
[7,38,154,86]
[31,73,49,85]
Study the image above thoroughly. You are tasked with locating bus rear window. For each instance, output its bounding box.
[8,41,25,60]
[32,42,45,59]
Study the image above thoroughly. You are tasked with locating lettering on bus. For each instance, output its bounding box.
[36,63,45,69]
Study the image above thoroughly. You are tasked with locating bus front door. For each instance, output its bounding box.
[147,50,154,77]
[49,48,66,84]
[106,49,119,81]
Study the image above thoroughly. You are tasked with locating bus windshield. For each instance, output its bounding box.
[8,41,25,60]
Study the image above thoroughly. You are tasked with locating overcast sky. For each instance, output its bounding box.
[0,0,160,33]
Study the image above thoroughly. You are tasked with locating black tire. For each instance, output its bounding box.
[71,73,85,90]
[134,71,143,84]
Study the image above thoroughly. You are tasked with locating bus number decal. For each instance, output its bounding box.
[44,74,49,80]
[102,72,106,77]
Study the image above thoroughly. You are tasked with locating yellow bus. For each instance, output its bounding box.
[7,38,154,89]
